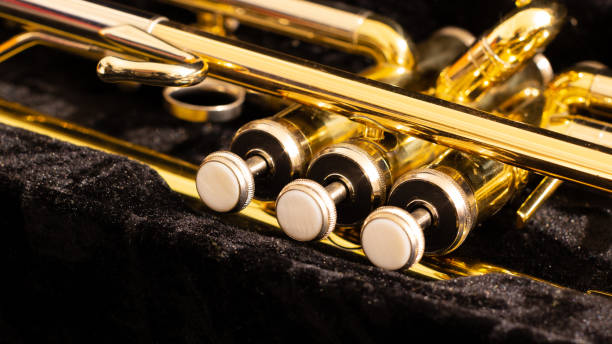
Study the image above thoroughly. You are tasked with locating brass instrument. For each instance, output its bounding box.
[516,64,612,225]
[358,18,558,269]
[276,134,444,241]
[274,4,557,244]
[195,27,474,214]
[1,0,611,192]
[0,98,581,292]
[0,0,610,299]
[198,104,363,212]
[163,0,418,86]
[360,64,612,270]
[161,0,417,122]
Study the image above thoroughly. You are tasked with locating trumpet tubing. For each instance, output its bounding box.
[0,0,611,297]
[164,0,417,85]
[195,23,474,214]
[0,98,585,293]
[0,0,611,192]
[272,27,478,241]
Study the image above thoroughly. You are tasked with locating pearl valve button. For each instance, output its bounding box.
[361,206,425,270]
[196,151,254,212]
[276,179,337,241]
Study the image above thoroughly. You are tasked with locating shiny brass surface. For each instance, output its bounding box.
[164,0,416,85]
[433,151,527,248]
[272,105,364,171]
[96,24,209,86]
[360,78,546,269]
[279,5,561,243]
[360,4,559,265]
[1,0,611,192]
[436,3,565,106]
[542,68,612,128]
[1,98,601,294]
[198,22,470,212]
[435,2,564,106]
[224,104,363,204]
[516,67,612,225]
[516,176,563,227]
[305,133,445,223]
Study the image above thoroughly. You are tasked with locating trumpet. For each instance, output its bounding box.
[197,26,474,215]
[273,2,558,244]
[0,96,594,295]
[0,0,610,297]
[0,0,611,192]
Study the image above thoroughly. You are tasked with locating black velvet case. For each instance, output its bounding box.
[0,0,610,343]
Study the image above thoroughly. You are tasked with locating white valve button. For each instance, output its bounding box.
[361,206,425,270]
[196,151,254,212]
[276,179,337,241]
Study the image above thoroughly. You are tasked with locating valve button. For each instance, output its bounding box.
[196,151,254,212]
[276,179,337,241]
[361,206,425,270]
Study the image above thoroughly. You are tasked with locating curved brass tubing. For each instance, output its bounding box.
[163,0,416,85]
[357,3,562,268]
[0,31,116,63]
[1,0,612,192]
[1,98,604,295]
[435,1,565,106]
[541,68,612,128]
[517,67,612,226]
[0,26,209,87]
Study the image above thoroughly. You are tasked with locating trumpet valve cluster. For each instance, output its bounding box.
[1,0,611,275]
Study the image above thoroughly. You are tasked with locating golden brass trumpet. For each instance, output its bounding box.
[1,0,611,193]
[0,98,583,292]
[0,0,610,298]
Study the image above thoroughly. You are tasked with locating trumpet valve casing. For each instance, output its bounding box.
[231,106,362,200]
[386,164,476,255]
[276,132,444,241]
[387,150,527,255]
[300,140,390,227]
[196,104,362,212]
